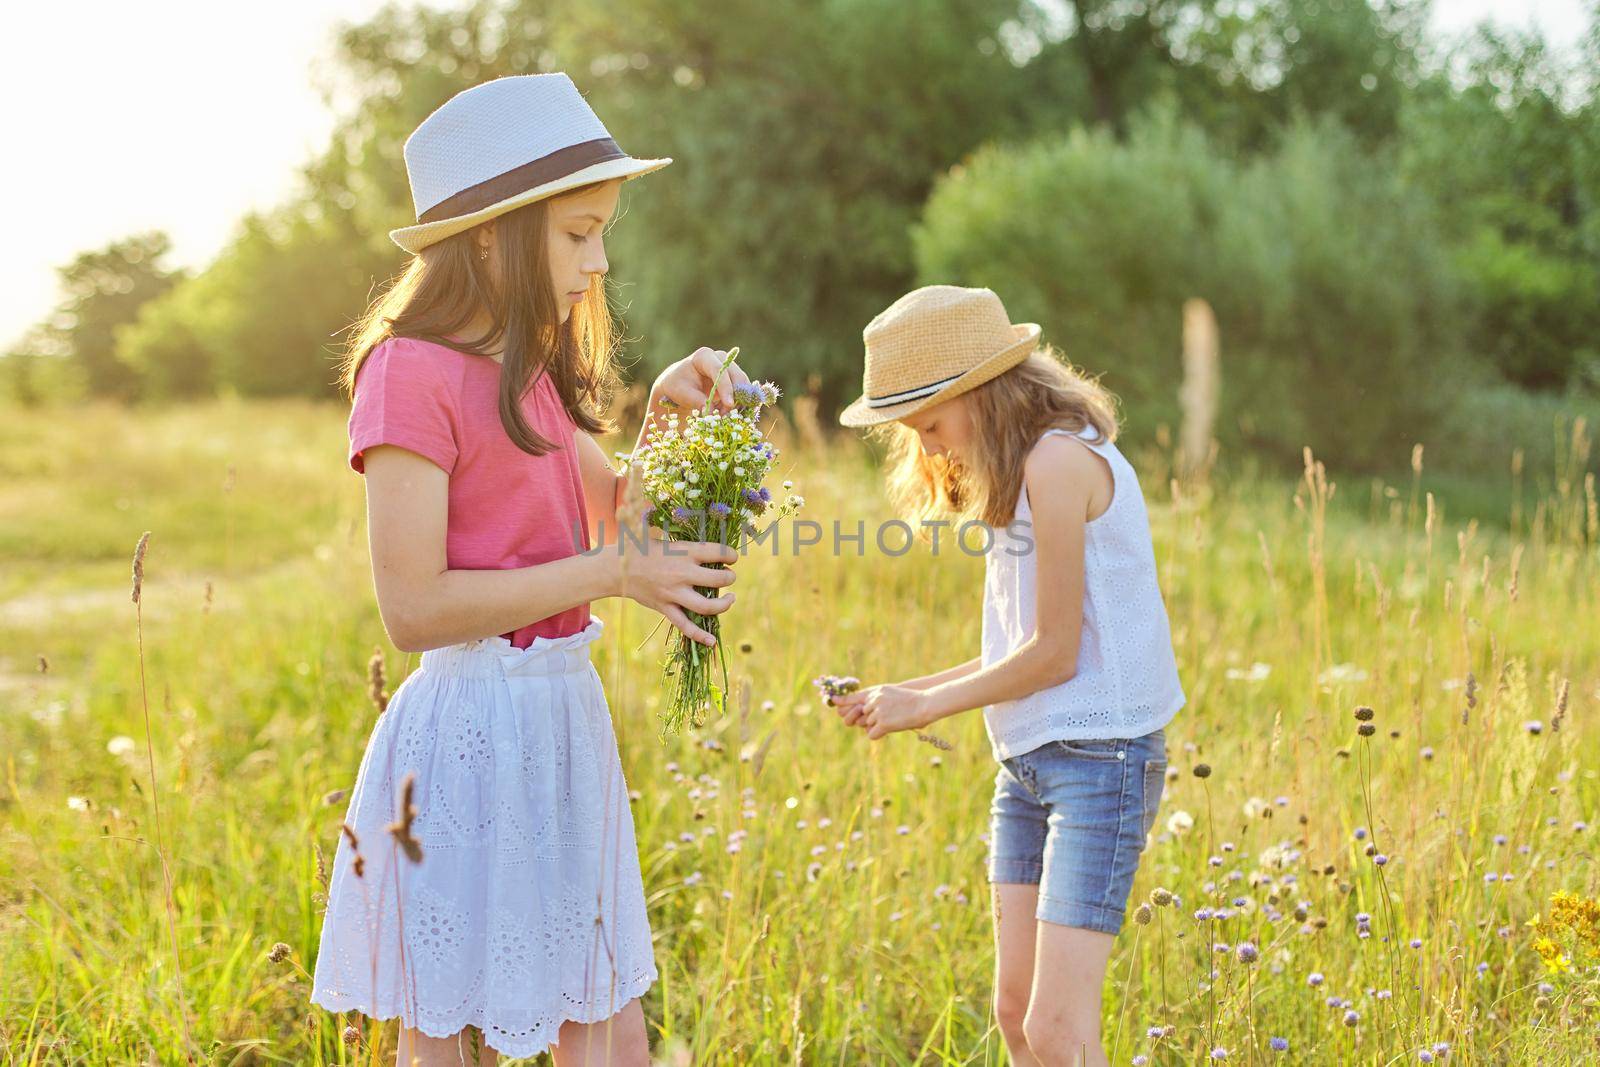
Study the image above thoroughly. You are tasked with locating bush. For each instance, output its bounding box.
[913,108,1471,470]
[1425,379,1600,486]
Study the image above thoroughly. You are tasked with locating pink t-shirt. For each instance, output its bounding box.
[347,336,592,645]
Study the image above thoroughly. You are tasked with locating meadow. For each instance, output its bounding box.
[1,397,1597,1064]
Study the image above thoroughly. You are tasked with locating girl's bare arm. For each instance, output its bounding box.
[900,656,983,690]
[915,436,1098,721]
[362,444,735,652]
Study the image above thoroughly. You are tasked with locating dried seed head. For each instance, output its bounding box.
[340,823,365,878]
[1358,723,1376,737]
[1151,887,1174,907]
[367,648,389,714]
[387,771,424,864]
[131,532,151,604]
[1193,763,1212,779]
[342,1024,361,1046]
[1133,903,1154,925]
[916,731,954,751]
[267,941,291,964]
[1353,706,1374,722]
[323,789,347,807]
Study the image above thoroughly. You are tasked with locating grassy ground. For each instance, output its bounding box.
[1,398,1597,1064]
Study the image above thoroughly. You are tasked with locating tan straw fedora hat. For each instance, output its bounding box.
[838,285,1041,427]
[389,73,671,254]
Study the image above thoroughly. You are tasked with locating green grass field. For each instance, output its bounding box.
[2,399,1597,1064]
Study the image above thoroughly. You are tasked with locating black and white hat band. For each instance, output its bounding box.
[866,373,965,408]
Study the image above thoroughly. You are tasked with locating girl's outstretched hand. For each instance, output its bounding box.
[831,683,933,741]
[651,347,752,414]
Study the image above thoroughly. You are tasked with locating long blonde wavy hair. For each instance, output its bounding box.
[870,345,1120,530]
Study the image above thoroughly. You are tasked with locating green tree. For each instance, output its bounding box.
[555,0,1064,407]
[914,109,1467,469]
[28,231,185,400]
[1401,22,1600,390]
[118,0,547,399]
[121,204,391,398]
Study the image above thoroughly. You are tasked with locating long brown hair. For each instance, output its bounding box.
[339,189,619,455]
[871,345,1120,529]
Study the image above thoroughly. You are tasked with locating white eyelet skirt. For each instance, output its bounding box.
[310,617,657,1057]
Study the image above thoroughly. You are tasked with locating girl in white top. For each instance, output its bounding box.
[833,285,1184,1067]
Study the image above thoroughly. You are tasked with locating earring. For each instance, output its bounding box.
[478,247,489,261]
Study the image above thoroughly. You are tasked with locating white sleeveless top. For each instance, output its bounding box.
[980,426,1185,761]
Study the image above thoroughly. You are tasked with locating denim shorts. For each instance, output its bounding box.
[986,728,1167,934]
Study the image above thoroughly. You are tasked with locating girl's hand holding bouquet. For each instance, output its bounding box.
[621,348,803,736]
[647,346,752,415]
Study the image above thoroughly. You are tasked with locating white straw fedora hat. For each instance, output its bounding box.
[839,285,1041,427]
[389,72,671,254]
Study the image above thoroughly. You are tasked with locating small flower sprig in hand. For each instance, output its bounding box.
[813,674,861,704]
[815,673,954,750]
[621,348,803,736]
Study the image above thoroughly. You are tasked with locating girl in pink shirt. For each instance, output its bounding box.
[310,74,748,1065]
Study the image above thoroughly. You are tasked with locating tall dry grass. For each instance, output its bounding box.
[0,398,1595,1063]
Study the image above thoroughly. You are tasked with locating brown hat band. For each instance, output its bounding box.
[417,136,627,224]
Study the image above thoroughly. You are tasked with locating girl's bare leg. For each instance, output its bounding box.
[551,997,650,1067]
[395,1025,498,1067]
[1023,922,1115,1067]
[992,883,1046,1067]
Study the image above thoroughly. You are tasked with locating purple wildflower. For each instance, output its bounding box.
[732,382,767,410]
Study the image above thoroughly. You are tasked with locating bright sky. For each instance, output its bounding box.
[2,0,1592,354]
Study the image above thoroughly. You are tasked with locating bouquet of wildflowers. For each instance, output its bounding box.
[619,349,803,735]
